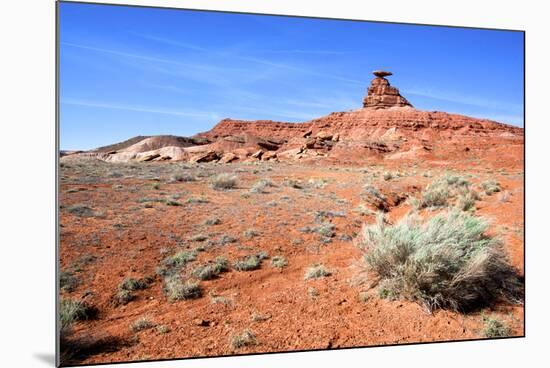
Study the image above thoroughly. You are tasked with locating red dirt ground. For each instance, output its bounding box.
[58,150,524,365]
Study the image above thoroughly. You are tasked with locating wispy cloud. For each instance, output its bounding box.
[404,87,523,113]
[62,98,220,119]
[134,33,364,85]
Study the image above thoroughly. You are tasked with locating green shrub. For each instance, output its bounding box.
[114,289,134,306]
[59,299,93,332]
[119,277,148,291]
[482,316,511,338]
[131,317,154,332]
[163,250,197,269]
[304,264,331,280]
[66,204,94,217]
[243,229,260,239]
[230,330,257,349]
[170,173,195,182]
[250,179,274,193]
[357,211,523,312]
[218,234,237,245]
[60,271,79,292]
[186,196,209,204]
[457,190,479,211]
[416,175,473,209]
[308,178,328,188]
[271,255,288,269]
[481,180,501,195]
[157,325,170,334]
[209,173,238,190]
[283,178,303,189]
[233,254,263,271]
[163,276,202,301]
[192,257,229,280]
[157,250,198,277]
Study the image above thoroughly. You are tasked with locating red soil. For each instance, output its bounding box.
[59,154,524,365]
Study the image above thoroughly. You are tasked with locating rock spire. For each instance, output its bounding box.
[363,70,413,109]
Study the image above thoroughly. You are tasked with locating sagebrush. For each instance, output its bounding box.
[357,211,523,312]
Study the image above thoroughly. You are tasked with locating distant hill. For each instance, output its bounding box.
[93,136,151,153]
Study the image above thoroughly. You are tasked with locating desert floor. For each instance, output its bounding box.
[59,158,524,365]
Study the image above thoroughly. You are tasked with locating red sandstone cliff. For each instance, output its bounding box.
[66,70,523,165]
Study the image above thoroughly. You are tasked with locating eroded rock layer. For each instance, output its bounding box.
[62,70,523,166]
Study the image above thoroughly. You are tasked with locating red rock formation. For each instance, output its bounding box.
[198,118,313,140]
[363,71,413,109]
[74,70,523,165]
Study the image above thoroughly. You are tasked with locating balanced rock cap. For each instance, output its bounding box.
[373,70,393,78]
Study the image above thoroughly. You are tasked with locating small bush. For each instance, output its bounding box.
[114,289,134,306]
[361,185,389,211]
[308,178,328,188]
[186,196,209,204]
[204,217,221,225]
[316,222,336,238]
[233,254,263,271]
[60,299,93,332]
[192,257,229,280]
[357,211,523,312]
[482,180,501,195]
[157,325,170,334]
[119,277,148,291]
[304,264,331,280]
[60,271,79,292]
[271,255,288,269]
[66,204,94,217]
[308,287,319,298]
[230,330,257,349]
[163,276,202,301]
[283,178,303,189]
[210,173,238,190]
[353,204,375,216]
[243,229,259,239]
[219,234,237,245]
[250,179,274,193]
[457,190,479,211]
[482,316,511,338]
[416,175,473,209]
[358,291,371,303]
[131,317,154,332]
[164,250,197,269]
[170,173,195,182]
[417,184,450,208]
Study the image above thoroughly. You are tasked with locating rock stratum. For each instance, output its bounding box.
[63,71,523,166]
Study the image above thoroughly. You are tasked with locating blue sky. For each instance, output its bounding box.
[59,2,524,150]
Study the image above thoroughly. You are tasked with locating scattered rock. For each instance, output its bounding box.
[138,153,160,162]
[251,150,264,159]
[190,151,219,163]
[193,319,210,327]
[220,152,238,163]
[316,131,333,141]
